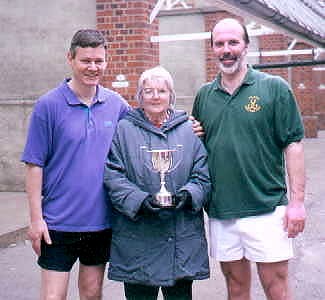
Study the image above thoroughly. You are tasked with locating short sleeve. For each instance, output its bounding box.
[21,101,51,167]
[273,78,304,148]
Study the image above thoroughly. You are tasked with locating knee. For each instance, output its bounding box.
[79,282,102,300]
[80,289,102,300]
[42,293,67,300]
[263,273,289,298]
[258,263,290,300]
[266,271,287,287]
[223,270,250,298]
[258,263,289,289]
[228,280,250,298]
[41,286,68,300]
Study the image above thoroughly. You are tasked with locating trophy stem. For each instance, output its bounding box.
[154,171,174,207]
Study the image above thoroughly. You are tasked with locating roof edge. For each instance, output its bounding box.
[221,0,325,48]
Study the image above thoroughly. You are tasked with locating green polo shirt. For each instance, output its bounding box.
[192,67,304,219]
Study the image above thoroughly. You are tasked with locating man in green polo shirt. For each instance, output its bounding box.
[192,18,306,300]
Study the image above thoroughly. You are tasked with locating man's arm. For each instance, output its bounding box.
[25,163,51,255]
[284,141,306,238]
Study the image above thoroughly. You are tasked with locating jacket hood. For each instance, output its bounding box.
[125,108,188,134]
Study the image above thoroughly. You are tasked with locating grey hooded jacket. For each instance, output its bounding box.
[104,108,211,286]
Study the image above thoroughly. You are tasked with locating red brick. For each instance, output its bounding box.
[97,0,158,101]
[303,116,318,138]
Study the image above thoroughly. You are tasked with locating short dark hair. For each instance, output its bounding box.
[69,29,107,58]
[242,23,250,45]
[210,21,250,47]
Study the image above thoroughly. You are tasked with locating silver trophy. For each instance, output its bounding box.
[141,145,182,207]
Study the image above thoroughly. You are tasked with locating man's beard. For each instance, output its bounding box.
[218,51,246,75]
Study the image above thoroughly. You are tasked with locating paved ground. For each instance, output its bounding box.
[1,131,324,299]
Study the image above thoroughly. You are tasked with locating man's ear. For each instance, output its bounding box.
[67,51,73,65]
[103,60,108,70]
[243,45,248,56]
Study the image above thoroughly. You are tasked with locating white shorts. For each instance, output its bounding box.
[209,206,293,263]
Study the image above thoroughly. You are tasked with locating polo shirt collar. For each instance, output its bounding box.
[213,65,255,91]
[61,78,106,106]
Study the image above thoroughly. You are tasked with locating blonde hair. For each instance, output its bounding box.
[136,66,176,108]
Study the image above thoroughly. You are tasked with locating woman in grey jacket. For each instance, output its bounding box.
[104,66,210,300]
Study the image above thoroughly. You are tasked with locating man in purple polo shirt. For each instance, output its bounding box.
[21,29,130,299]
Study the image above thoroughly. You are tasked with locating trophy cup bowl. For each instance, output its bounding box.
[141,146,182,208]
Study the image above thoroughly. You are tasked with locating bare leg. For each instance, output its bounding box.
[220,258,251,300]
[257,260,292,300]
[78,263,106,300]
[41,269,70,300]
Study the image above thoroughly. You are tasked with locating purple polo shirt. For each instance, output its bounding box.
[21,79,130,232]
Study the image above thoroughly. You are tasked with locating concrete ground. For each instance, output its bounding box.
[1,131,324,299]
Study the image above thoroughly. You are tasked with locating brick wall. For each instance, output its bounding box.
[314,68,325,130]
[96,4,322,137]
[258,34,289,80]
[96,0,159,105]
[291,42,317,137]
[258,37,318,137]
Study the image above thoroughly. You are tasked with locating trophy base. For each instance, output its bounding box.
[154,193,175,208]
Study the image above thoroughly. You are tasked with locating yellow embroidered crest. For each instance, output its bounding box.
[245,96,261,112]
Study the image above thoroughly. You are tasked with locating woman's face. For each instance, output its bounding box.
[141,77,171,118]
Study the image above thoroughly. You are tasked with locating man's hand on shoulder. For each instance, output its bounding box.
[189,116,205,137]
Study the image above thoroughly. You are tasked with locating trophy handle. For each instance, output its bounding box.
[140,145,182,173]
[167,144,183,173]
[140,146,157,172]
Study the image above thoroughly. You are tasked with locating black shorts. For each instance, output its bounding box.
[38,228,112,272]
